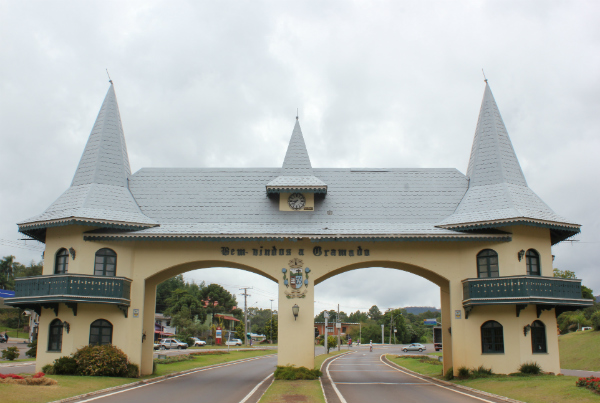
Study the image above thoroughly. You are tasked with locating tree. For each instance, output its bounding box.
[319,335,338,353]
[13,260,42,277]
[348,310,369,323]
[164,288,207,323]
[156,275,187,313]
[368,305,382,321]
[264,317,278,342]
[314,309,347,323]
[553,268,576,279]
[171,306,209,338]
[0,256,16,290]
[200,283,240,317]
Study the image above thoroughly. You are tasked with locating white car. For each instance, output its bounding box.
[225,338,243,346]
[159,338,189,350]
[402,343,426,352]
[191,337,207,346]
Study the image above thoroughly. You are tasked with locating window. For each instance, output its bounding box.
[48,319,63,352]
[526,249,541,276]
[481,321,504,354]
[94,249,117,276]
[477,249,499,278]
[89,319,113,346]
[531,320,547,353]
[55,248,69,274]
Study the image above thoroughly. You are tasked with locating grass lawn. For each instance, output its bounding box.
[0,350,275,403]
[389,355,600,403]
[559,330,600,371]
[258,380,325,403]
[314,350,346,370]
[0,326,26,339]
[0,357,36,363]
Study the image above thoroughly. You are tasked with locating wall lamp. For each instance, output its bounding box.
[69,247,76,260]
[63,321,70,334]
[523,324,531,336]
[292,304,299,321]
[142,331,147,342]
[518,249,525,262]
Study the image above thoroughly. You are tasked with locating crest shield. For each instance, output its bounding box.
[290,268,303,289]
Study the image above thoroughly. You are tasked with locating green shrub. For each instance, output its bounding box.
[457,366,470,379]
[126,363,139,378]
[52,356,78,375]
[444,367,454,380]
[25,340,37,358]
[73,344,129,377]
[1,346,19,361]
[274,365,322,380]
[470,365,493,378]
[318,335,338,353]
[154,354,194,364]
[519,361,542,374]
[591,311,600,331]
[41,364,55,375]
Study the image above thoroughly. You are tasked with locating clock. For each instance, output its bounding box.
[288,193,306,210]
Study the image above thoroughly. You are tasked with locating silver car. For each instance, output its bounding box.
[402,343,426,352]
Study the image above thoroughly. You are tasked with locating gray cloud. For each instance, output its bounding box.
[1,1,599,314]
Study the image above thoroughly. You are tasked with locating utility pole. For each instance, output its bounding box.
[337,304,341,351]
[389,314,393,345]
[269,299,274,344]
[239,287,252,346]
[381,324,384,345]
[324,311,329,353]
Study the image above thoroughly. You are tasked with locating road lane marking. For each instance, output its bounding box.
[72,355,276,403]
[329,370,398,372]
[336,382,434,385]
[325,353,350,403]
[379,355,503,403]
[239,372,274,403]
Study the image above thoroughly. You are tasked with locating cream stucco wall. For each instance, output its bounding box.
[35,224,562,376]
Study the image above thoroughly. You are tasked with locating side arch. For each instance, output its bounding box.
[143,260,278,284]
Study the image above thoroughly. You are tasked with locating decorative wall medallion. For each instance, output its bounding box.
[282,259,311,299]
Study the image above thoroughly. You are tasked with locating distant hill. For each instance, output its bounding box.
[403,306,441,314]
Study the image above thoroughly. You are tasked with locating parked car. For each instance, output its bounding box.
[225,338,243,346]
[581,327,592,331]
[159,338,189,350]
[402,343,426,352]
[191,337,207,346]
[153,342,160,350]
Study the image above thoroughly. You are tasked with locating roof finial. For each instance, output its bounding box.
[482,69,488,83]
[296,108,298,121]
[106,69,113,84]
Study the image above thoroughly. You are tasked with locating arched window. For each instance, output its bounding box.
[481,321,504,354]
[55,248,69,274]
[531,320,547,353]
[526,249,541,276]
[48,319,63,352]
[94,249,117,276]
[89,319,113,346]
[477,249,499,278]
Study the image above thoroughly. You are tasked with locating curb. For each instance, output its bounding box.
[49,353,276,403]
[382,355,525,403]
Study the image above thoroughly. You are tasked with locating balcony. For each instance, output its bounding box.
[4,274,132,317]
[462,275,593,318]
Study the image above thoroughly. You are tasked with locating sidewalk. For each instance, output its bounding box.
[562,368,600,378]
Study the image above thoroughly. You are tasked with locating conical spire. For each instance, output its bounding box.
[466,83,527,187]
[282,120,313,175]
[71,83,131,188]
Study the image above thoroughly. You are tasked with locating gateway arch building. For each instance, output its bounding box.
[6,81,591,375]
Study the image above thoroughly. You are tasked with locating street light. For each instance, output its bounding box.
[292,304,299,320]
[269,299,274,344]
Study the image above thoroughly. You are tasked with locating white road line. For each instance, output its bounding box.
[70,355,274,403]
[329,370,399,372]
[379,355,502,403]
[325,354,350,403]
[336,382,434,385]
[238,372,274,403]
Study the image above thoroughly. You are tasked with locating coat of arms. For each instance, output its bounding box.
[282,258,310,299]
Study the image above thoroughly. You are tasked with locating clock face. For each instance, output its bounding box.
[288,193,306,210]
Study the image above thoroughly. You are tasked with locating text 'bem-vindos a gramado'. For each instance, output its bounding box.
[220,246,370,257]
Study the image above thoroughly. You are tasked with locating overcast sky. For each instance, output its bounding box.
[1,1,598,314]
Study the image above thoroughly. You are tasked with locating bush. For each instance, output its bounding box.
[73,344,129,377]
[1,346,19,361]
[444,367,454,380]
[0,372,57,386]
[470,366,493,378]
[274,365,322,380]
[41,364,55,375]
[519,361,542,375]
[457,366,470,379]
[576,376,600,393]
[591,311,600,331]
[154,354,194,364]
[126,363,139,378]
[52,356,78,375]
[26,340,37,358]
[318,335,338,353]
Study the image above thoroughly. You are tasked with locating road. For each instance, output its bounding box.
[68,353,277,403]
[322,346,508,403]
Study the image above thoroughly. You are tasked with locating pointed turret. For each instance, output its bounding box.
[71,83,131,188]
[439,83,579,244]
[18,84,156,241]
[266,119,327,194]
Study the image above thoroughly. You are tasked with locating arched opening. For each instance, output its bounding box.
[94,248,117,276]
[481,320,504,354]
[90,319,113,346]
[48,319,63,352]
[55,248,69,274]
[531,320,547,353]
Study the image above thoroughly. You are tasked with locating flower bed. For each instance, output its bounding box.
[0,372,57,385]
[576,376,600,393]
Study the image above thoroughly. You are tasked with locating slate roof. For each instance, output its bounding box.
[19,82,579,244]
[439,83,579,240]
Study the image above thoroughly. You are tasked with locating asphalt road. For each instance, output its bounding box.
[322,347,508,403]
[69,353,277,403]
